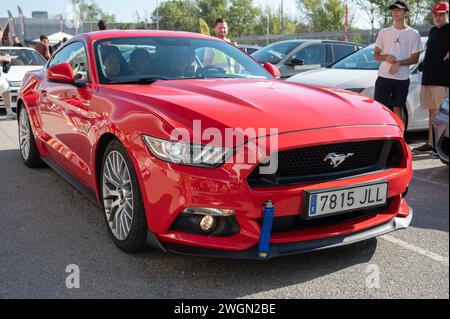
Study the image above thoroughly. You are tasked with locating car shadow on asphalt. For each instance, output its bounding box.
[0,148,381,298]
[129,238,378,298]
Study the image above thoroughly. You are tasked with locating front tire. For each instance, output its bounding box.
[18,107,43,168]
[100,139,148,253]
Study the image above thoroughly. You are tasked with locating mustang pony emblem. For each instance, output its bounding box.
[324,152,354,168]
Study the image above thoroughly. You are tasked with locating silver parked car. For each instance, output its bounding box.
[287,43,428,132]
[433,97,449,165]
[251,40,363,79]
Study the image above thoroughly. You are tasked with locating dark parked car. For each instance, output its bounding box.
[252,40,364,79]
[238,44,262,55]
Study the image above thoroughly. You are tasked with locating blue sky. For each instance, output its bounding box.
[3,0,299,21]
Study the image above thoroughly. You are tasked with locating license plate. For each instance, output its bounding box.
[306,182,388,219]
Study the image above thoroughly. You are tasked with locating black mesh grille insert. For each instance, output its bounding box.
[248,140,403,187]
[258,199,393,233]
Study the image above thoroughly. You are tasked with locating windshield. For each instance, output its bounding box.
[331,45,380,70]
[0,49,46,66]
[251,41,303,64]
[94,37,272,84]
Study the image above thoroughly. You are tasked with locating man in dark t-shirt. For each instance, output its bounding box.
[414,2,449,152]
[35,35,51,61]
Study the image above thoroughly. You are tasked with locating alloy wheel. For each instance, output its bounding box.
[102,151,134,240]
[19,108,30,160]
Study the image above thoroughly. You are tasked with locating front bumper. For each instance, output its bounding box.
[148,205,413,260]
[433,111,449,165]
[0,86,19,109]
[132,124,413,258]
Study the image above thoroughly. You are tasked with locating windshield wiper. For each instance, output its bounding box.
[107,76,170,85]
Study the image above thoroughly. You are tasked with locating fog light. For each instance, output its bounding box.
[199,215,216,232]
[182,207,235,216]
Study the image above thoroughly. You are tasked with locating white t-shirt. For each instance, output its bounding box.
[375,26,423,80]
[0,73,9,94]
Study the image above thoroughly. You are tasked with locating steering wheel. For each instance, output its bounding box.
[197,65,228,77]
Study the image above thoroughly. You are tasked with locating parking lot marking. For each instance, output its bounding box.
[412,175,449,189]
[381,234,449,265]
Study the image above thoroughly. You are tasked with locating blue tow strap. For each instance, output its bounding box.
[257,200,275,259]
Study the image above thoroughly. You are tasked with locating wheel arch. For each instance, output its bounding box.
[94,132,118,202]
[93,131,153,233]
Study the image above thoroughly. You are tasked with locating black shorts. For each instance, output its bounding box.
[374,76,410,109]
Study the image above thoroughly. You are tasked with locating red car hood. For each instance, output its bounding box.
[102,79,397,140]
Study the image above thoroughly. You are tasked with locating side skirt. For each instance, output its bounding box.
[40,155,101,207]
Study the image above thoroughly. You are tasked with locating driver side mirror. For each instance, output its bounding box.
[287,58,305,66]
[2,61,11,74]
[263,62,281,80]
[46,63,85,87]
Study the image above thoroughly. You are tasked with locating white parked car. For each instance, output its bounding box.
[0,47,46,109]
[287,44,428,132]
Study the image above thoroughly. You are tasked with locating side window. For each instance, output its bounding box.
[48,42,90,82]
[332,45,357,62]
[292,44,327,65]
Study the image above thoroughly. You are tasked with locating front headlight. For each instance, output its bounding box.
[142,135,232,167]
[439,98,449,115]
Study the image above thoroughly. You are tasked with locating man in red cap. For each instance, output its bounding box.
[414,2,449,153]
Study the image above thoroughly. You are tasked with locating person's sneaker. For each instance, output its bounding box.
[413,144,433,152]
[6,113,17,120]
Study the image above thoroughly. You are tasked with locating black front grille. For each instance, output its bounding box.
[259,199,393,233]
[248,140,403,187]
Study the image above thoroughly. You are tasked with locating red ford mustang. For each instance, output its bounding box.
[17,30,413,259]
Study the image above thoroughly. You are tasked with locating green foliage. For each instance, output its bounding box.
[151,0,200,32]
[196,0,228,29]
[71,0,116,22]
[297,0,346,32]
[352,0,436,28]
[228,0,261,36]
[255,7,298,35]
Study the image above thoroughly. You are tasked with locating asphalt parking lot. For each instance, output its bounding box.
[0,114,448,299]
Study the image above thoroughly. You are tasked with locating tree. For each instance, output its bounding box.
[196,0,228,31]
[228,0,261,36]
[255,7,297,36]
[407,0,435,26]
[71,0,116,22]
[151,0,200,32]
[297,0,347,32]
[352,0,434,28]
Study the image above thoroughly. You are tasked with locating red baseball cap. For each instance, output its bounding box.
[432,2,449,13]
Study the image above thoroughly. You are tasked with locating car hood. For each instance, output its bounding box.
[5,65,44,82]
[287,68,378,89]
[102,79,396,140]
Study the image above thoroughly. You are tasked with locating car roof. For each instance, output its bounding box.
[239,44,262,49]
[0,47,38,51]
[268,39,362,46]
[71,30,220,44]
